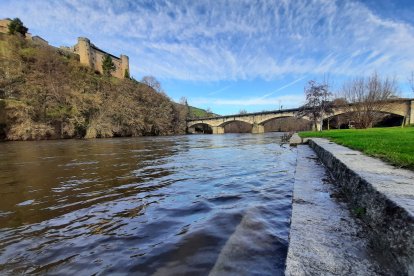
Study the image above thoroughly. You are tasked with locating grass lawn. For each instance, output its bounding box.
[299,126,414,170]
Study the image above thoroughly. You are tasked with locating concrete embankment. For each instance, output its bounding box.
[307,138,414,275]
[286,138,414,275]
[285,145,383,275]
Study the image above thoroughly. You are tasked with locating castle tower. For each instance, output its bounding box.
[77,37,93,68]
[120,54,130,78]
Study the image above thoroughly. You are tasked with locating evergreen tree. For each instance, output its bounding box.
[124,69,130,79]
[102,55,115,76]
[8,18,28,37]
[185,99,191,119]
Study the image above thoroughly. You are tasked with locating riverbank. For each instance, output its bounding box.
[286,145,383,275]
[286,138,414,275]
[299,127,414,169]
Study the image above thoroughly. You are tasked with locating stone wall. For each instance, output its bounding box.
[0,19,10,34]
[308,138,414,275]
[0,18,48,46]
[74,37,129,79]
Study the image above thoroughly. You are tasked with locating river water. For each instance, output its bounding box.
[0,133,297,275]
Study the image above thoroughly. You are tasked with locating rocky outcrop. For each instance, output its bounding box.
[288,133,302,145]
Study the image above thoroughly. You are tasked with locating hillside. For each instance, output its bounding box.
[189,106,218,118]
[0,33,189,141]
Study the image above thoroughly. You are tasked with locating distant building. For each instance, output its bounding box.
[0,18,10,33]
[1,18,129,79]
[72,37,129,79]
[0,18,48,46]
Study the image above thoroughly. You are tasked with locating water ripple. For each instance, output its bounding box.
[0,133,296,275]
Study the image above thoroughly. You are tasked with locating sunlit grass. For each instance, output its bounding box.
[190,106,213,117]
[299,126,414,170]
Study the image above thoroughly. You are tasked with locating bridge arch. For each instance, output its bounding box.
[217,119,253,128]
[257,114,312,126]
[217,120,253,133]
[327,109,406,120]
[323,110,406,129]
[187,121,213,129]
[260,116,313,132]
[187,122,213,134]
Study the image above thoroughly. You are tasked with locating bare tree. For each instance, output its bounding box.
[179,96,188,105]
[340,73,398,128]
[238,109,248,114]
[298,80,333,131]
[179,96,191,119]
[141,76,162,93]
[205,107,214,118]
[409,72,414,96]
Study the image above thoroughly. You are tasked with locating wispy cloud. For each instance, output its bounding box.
[259,76,307,99]
[192,94,305,108]
[208,84,234,96]
[1,0,414,81]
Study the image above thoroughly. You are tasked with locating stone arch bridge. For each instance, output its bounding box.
[187,99,414,134]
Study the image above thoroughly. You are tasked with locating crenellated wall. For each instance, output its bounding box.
[73,37,130,79]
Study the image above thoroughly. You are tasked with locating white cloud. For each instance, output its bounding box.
[1,0,414,81]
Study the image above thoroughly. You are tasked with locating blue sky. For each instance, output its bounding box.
[1,0,414,115]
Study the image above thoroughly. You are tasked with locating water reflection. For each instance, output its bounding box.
[0,133,296,275]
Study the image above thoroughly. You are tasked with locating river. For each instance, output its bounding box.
[0,133,297,275]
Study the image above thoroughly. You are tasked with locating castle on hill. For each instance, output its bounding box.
[69,37,129,79]
[0,18,130,79]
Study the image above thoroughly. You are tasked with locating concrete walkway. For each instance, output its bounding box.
[285,145,384,275]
